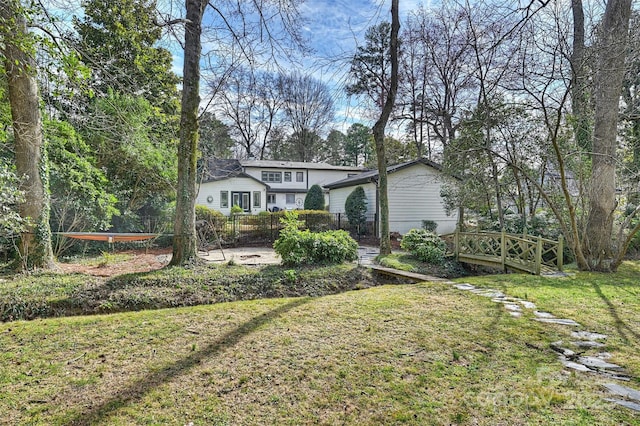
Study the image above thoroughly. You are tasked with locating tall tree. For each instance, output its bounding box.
[345,123,373,166]
[279,72,334,162]
[0,0,55,270]
[371,0,400,256]
[216,69,282,159]
[346,22,392,110]
[170,0,206,266]
[400,4,475,158]
[74,0,180,114]
[322,129,347,165]
[584,0,633,271]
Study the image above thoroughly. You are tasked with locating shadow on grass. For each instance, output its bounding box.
[65,297,311,426]
[591,283,640,344]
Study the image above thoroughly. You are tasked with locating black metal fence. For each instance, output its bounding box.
[198,212,378,247]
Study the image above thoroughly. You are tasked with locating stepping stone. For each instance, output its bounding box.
[571,340,605,348]
[571,331,607,340]
[534,311,555,319]
[603,383,640,402]
[560,358,592,372]
[471,289,505,298]
[604,399,640,412]
[520,301,536,309]
[550,342,576,357]
[509,311,522,318]
[503,303,522,312]
[535,318,581,326]
[453,283,476,291]
[578,357,623,371]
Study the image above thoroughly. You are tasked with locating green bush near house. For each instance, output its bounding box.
[274,212,358,266]
[304,184,325,210]
[422,220,438,233]
[400,228,447,264]
[345,186,367,235]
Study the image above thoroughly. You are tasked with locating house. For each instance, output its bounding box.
[325,158,459,235]
[196,158,365,215]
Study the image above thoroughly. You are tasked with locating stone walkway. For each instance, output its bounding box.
[447,280,640,412]
[360,247,640,413]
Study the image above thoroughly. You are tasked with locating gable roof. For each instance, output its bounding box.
[324,158,447,189]
[201,158,268,187]
[240,159,365,172]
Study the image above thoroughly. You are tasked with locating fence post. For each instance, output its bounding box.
[454,228,459,258]
[535,237,543,275]
[557,235,564,272]
[500,229,506,271]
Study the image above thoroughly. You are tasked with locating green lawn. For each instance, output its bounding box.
[1,268,639,424]
[459,261,640,382]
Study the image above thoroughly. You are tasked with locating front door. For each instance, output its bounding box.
[231,192,251,212]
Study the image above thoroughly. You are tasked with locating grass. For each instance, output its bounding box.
[458,261,640,382]
[377,253,469,278]
[1,254,639,424]
[3,283,637,425]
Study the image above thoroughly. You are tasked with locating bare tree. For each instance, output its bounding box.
[1,0,55,270]
[215,69,282,159]
[278,72,334,162]
[399,4,476,158]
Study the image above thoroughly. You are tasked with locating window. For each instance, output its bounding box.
[253,191,261,208]
[267,193,276,204]
[220,191,228,208]
[284,172,291,182]
[286,193,295,204]
[261,171,282,183]
[296,172,304,182]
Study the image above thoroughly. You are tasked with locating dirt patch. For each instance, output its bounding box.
[57,248,171,277]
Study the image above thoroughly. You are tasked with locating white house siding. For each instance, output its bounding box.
[329,183,377,217]
[244,167,308,192]
[243,165,364,211]
[196,177,267,215]
[386,164,457,235]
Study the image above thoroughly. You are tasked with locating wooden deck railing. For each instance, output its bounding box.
[450,230,563,275]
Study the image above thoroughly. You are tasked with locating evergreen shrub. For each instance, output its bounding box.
[274,212,358,266]
[400,228,447,264]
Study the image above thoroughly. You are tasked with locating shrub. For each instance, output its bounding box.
[421,220,438,233]
[400,228,447,264]
[304,184,325,210]
[345,186,367,235]
[274,211,358,266]
[230,204,243,215]
[196,204,225,223]
[195,205,226,242]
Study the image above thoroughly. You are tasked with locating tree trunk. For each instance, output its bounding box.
[1,1,55,270]
[570,0,591,151]
[582,0,632,271]
[372,0,399,256]
[170,0,206,266]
